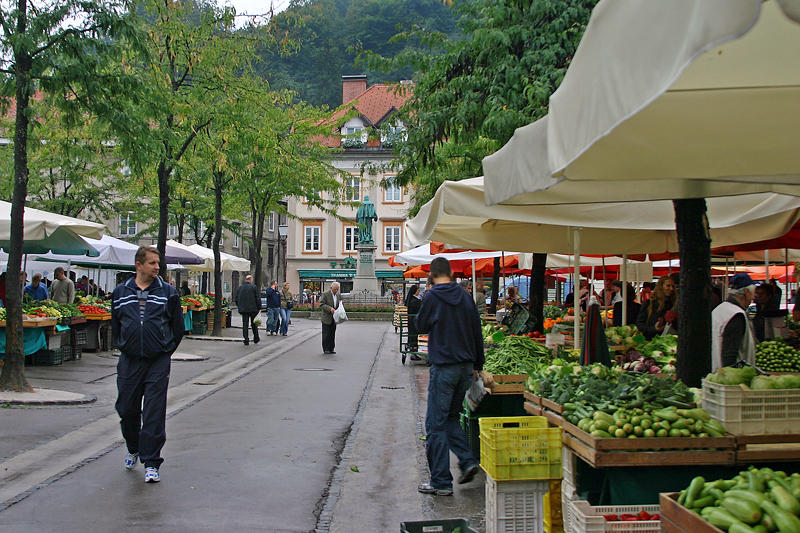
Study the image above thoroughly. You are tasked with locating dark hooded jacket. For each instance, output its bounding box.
[415,281,484,370]
[112,277,184,358]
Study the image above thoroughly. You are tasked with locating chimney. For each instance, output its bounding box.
[342,74,367,104]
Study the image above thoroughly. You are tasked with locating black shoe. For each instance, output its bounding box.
[254,337,260,344]
[329,351,336,354]
[458,464,480,484]
[323,351,331,354]
[243,340,249,346]
[417,482,453,496]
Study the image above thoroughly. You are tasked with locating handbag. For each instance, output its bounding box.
[287,300,294,309]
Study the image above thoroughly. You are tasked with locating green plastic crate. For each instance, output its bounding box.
[400,518,478,533]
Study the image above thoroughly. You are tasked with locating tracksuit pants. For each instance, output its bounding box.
[115,352,171,469]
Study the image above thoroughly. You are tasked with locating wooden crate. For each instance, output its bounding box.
[659,493,723,533]
[735,433,800,463]
[561,419,735,468]
[524,402,543,417]
[488,374,527,395]
[523,391,542,406]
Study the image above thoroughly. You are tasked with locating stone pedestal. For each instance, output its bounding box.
[352,243,379,297]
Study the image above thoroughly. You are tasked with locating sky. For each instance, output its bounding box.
[223,0,291,25]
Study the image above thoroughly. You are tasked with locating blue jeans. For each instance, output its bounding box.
[279,307,291,334]
[425,362,476,490]
[267,308,280,333]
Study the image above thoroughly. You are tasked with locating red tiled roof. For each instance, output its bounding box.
[317,82,413,148]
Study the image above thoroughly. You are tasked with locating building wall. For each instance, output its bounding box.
[286,151,408,294]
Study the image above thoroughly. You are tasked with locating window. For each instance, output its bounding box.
[384,178,402,203]
[268,212,275,233]
[344,225,359,252]
[232,228,239,248]
[384,224,402,253]
[119,212,137,237]
[345,126,362,135]
[301,188,323,204]
[168,224,178,238]
[267,245,274,266]
[304,224,322,253]
[344,176,361,202]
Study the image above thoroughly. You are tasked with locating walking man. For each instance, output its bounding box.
[265,280,281,335]
[50,267,75,304]
[415,257,484,496]
[319,281,341,354]
[112,246,185,483]
[236,275,261,345]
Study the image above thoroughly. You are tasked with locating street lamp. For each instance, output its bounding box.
[278,224,288,283]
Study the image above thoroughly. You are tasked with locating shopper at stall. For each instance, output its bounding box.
[50,267,75,304]
[24,273,49,301]
[180,280,191,296]
[404,285,422,356]
[319,281,341,354]
[611,283,641,327]
[279,282,294,336]
[753,283,773,342]
[415,257,484,496]
[264,280,281,336]
[112,246,184,484]
[475,286,487,316]
[636,275,677,340]
[76,275,89,294]
[235,275,261,346]
[711,273,758,370]
[563,279,592,311]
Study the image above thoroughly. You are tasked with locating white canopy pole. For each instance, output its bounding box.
[622,254,628,326]
[573,228,582,350]
[472,258,477,303]
[765,249,770,282]
[786,248,790,309]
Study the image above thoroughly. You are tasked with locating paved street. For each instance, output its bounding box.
[0,316,485,532]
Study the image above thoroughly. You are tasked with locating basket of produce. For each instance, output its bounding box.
[661,468,800,533]
[570,500,661,533]
[703,366,800,435]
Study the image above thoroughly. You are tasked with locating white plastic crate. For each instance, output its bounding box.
[562,448,578,488]
[560,480,576,533]
[702,378,800,434]
[47,332,63,350]
[486,475,550,533]
[569,501,660,533]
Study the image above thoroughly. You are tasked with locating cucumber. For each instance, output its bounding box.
[760,499,800,533]
[729,523,759,533]
[724,490,767,506]
[761,513,777,532]
[751,525,768,533]
[593,411,614,424]
[690,495,716,509]
[707,508,744,530]
[685,476,705,508]
[748,471,765,493]
[721,498,762,525]
[770,484,800,514]
[591,419,611,432]
[590,429,613,438]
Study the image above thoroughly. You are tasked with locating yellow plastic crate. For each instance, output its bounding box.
[479,416,562,481]
[543,480,564,533]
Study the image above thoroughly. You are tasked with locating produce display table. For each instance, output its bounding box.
[0,326,48,356]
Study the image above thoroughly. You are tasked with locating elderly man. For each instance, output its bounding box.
[50,267,75,304]
[319,281,341,354]
[23,273,49,301]
[235,275,261,346]
[712,273,758,371]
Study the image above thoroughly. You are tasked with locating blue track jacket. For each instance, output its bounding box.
[415,281,484,370]
[112,277,184,358]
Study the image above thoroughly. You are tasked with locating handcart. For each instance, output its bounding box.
[394,305,429,365]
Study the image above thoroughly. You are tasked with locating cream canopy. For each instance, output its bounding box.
[407,177,800,255]
[547,0,800,185]
[0,201,104,256]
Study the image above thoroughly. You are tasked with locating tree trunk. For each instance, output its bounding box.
[156,160,170,277]
[0,21,33,392]
[489,256,500,314]
[212,172,223,337]
[529,253,547,332]
[674,198,712,387]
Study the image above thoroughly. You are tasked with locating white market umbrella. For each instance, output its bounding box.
[547,0,800,187]
[184,243,251,272]
[0,201,104,256]
[393,243,506,266]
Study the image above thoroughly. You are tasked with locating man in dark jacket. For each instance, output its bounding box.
[264,280,281,336]
[112,246,184,484]
[236,275,261,345]
[415,257,484,496]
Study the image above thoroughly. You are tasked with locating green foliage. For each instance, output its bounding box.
[254,0,459,108]
[360,0,596,209]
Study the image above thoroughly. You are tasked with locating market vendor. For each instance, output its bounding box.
[635,275,676,340]
[711,273,757,370]
[23,273,50,301]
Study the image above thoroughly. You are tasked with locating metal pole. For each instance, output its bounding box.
[472,258,477,304]
[573,228,581,350]
[622,254,628,326]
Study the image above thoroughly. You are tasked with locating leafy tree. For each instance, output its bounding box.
[0,96,126,219]
[0,0,136,392]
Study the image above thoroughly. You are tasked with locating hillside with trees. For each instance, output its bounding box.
[254,0,459,108]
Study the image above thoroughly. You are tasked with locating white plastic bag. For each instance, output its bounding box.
[333,303,348,324]
[466,376,487,412]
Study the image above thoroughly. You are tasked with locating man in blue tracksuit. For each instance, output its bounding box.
[264,280,282,335]
[112,246,184,483]
[415,257,484,496]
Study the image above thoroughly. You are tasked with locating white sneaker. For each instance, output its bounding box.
[124,453,139,470]
[144,467,160,483]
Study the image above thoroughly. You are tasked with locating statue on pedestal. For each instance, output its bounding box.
[356,196,378,244]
